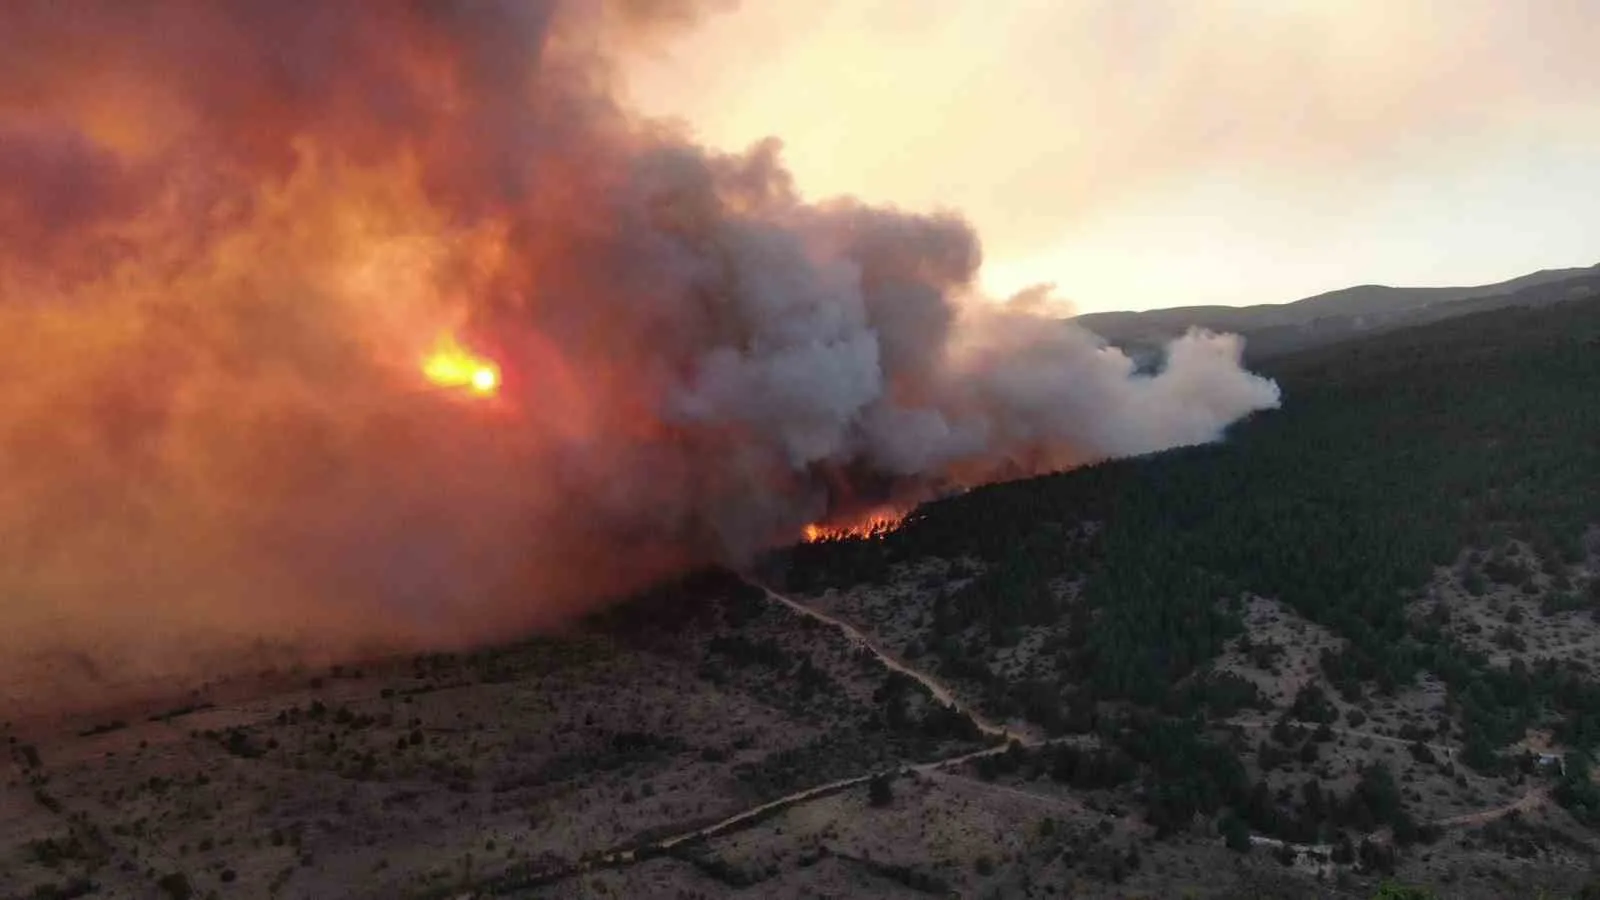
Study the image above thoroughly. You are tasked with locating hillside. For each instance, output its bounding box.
[4,294,1600,900]
[779,291,1600,895]
[1075,263,1600,361]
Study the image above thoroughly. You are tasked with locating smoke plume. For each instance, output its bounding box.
[0,0,1278,712]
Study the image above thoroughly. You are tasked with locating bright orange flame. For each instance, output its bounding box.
[423,336,500,396]
[802,511,904,543]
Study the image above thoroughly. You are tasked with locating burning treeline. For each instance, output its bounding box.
[0,0,1279,710]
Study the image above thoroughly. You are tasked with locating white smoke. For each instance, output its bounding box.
[0,0,1280,711]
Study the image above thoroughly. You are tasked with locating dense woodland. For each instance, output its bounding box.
[780,294,1600,845]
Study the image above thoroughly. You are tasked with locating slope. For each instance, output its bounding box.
[774,291,1600,892]
[1074,263,1600,361]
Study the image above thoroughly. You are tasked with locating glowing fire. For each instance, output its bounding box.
[802,512,905,543]
[423,336,500,396]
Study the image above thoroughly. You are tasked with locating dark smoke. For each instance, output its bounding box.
[0,0,1278,713]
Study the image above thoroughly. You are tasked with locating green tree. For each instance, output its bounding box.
[868,772,893,808]
[1220,812,1251,854]
[1371,884,1436,900]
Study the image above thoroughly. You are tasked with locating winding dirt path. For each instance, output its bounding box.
[1230,715,1455,759]
[636,581,1052,853]
[507,580,1553,890]
[489,582,1053,888]
[762,587,1545,841]
[1243,785,1552,863]
[1219,716,1562,853]
[758,584,1029,744]
[1428,786,1547,828]
[648,741,1027,855]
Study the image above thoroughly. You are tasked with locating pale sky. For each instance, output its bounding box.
[621,0,1600,314]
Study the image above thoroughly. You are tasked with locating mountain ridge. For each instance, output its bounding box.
[1075,262,1600,360]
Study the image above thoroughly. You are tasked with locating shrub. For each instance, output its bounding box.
[156,873,192,900]
[868,773,893,808]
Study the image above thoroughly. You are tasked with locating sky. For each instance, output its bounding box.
[621,0,1600,314]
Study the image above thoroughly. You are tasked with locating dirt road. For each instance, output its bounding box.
[501,583,1057,886]
[648,741,1031,855]
[1230,715,1455,759]
[596,585,1560,883]
[1428,786,1547,828]
[758,583,1028,743]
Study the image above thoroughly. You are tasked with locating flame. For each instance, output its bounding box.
[802,511,905,543]
[423,336,501,396]
[0,3,1281,713]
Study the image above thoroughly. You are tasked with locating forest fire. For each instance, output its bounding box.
[802,512,906,543]
[0,0,1280,709]
[423,336,501,396]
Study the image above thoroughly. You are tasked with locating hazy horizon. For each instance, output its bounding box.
[1072,258,1600,317]
[623,1,1600,315]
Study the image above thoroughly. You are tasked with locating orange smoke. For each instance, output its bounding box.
[0,0,1279,713]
